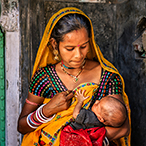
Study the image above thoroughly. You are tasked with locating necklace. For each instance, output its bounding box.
[61,60,75,69]
[60,60,85,83]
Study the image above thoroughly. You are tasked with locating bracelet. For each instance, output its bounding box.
[29,112,42,125]
[26,98,39,106]
[26,113,38,129]
[103,136,109,146]
[35,104,46,123]
[26,104,56,128]
[39,105,56,121]
[35,104,56,123]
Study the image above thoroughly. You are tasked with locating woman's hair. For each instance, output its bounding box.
[51,13,91,44]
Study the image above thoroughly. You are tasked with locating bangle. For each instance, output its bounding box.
[35,104,56,123]
[40,105,56,121]
[26,113,38,129]
[29,112,42,125]
[26,98,39,106]
[103,137,109,146]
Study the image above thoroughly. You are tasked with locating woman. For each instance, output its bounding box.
[17,7,131,146]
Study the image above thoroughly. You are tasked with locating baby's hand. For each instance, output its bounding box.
[75,90,90,103]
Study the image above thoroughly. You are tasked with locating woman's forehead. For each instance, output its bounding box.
[61,28,89,44]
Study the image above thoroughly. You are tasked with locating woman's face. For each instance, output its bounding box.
[59,27,89,68]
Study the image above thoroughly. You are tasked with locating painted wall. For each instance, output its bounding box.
[0,27,5,146]
[20,0,146,145]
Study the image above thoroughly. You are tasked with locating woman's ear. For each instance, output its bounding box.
[49,38,57,49]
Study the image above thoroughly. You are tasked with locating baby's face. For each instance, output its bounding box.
[91,98,108,123]
[91,100,102,117]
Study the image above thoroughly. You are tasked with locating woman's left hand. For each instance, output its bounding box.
[105,94,130,140]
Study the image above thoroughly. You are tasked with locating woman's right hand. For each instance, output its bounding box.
[43,91,74,117]
[17,91,73,134]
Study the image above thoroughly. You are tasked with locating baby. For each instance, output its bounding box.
[71,89,128,129]
[60,90,128,146]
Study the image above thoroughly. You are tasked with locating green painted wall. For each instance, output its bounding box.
[0,27,5,146]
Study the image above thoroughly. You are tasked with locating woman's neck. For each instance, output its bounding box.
[60,60,86,76]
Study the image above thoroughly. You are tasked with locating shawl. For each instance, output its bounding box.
[21,7,131,146]
[60,126,106,146]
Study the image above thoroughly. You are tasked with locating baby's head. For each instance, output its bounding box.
[91,95,128,128]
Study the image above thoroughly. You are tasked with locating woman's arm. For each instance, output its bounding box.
[17,92,44,134]
[17,91,73,134]
[105,117,130,140]
[105,94,130,141]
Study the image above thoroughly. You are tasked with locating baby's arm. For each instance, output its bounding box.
[73,90,89,119]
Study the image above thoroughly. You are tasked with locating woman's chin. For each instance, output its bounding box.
[71,60,85,68]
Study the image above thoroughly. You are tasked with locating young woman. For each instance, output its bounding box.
[17,7,131,146]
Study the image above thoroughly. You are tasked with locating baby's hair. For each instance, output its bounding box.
[101,95,128,128]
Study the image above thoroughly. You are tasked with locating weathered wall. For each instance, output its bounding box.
[20,0,146,145]
[115,1,146,145]
[0,0,20,146]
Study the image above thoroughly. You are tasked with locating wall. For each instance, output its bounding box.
[116,1,146,145]
[19,0,146,145]
[0,0,20,146]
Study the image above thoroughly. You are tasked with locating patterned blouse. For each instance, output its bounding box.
[29,64,123,105]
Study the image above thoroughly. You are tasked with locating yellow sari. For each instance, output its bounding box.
[21,7,131,146]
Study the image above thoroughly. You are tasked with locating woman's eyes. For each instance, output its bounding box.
[66,45,87,51]
[80,46,86,49]
[66,48,74,51]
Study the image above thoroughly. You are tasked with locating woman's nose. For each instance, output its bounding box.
[74,48,82,58]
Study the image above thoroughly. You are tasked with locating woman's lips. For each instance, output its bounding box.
[72,59,83,64]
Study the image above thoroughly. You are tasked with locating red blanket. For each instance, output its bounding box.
[60,125,106,146]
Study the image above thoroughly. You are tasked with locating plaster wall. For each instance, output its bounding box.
[0,0,20,145]
[5,32,20,146]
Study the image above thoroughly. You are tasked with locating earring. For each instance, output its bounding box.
[53,49,59,60]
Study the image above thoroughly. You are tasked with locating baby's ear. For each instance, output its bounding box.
[97,115,104,123]
[95,100,100,104]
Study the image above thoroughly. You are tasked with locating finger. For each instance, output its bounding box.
[66,90,70,95]
[82,90,86,96]
[66,92,74,100]
[64,90,72,95]
[79,89,82,94]
[84,96,90,99]
[76,91,79,95]
[62,91,69,96]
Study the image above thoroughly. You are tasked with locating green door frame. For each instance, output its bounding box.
[0,27,5,146]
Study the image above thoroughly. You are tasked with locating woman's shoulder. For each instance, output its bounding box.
[33,64,55,75]
[41,64,55,70]
[101,68,122,84]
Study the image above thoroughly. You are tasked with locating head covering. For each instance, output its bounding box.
[22,7,131,146]
[32,7,119,76]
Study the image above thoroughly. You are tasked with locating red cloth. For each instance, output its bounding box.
[60,125,106,146]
